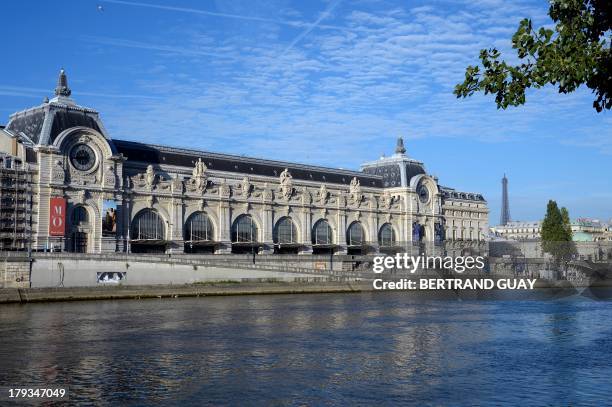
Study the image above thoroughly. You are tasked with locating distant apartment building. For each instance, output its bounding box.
[572,218,612,242]
[490,218,612,242]
[490,221,541,241]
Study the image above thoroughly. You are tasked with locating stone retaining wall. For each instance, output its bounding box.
[1,257,30,288]
[0,281,373,304]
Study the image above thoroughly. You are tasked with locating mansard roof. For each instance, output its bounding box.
[114,139,384,188]
[361,138,426,188]
[4,70,115,152]
[6,102,105,145]
[440,186,486,202]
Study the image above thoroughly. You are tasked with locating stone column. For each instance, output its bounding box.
[261,204,273,254]
[216,202,231,254]
[299,208,312,255]
[170,199,184,252]
[370,214,380,254]
[335,209,347,255]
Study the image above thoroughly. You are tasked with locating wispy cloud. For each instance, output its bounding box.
[0,85,162,100]
[281,0,342,56]
[82,36,234,59]
[2,0,610,221]
[100,0,345,30]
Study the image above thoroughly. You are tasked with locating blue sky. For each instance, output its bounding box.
[1,0,610,225]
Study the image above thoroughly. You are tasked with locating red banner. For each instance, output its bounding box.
[49,197,66,236]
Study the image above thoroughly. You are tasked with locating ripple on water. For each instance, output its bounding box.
[0,292,611,405]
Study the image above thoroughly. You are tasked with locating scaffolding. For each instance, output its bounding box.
[0,154,33,251]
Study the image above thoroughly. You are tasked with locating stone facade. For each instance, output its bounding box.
[0,70,488,256]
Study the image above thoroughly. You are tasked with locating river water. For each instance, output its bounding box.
[1,290,611,405]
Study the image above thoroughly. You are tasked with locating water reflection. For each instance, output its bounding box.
[0,292,611,405]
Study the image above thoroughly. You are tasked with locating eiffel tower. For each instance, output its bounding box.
[500,174,511,225]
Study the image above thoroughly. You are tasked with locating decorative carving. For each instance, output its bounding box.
[240,177,251,198]
[348,177,363,206]
[52,159,65,183]
[379,191,392,210]
[219,181,231,199]
[78,134,91,144]
[103,163,116,188]
[279,168,293,199]
[145,165,155,189]
[349,177,361,195]
[186,158,207,193]
[131,165,157,190]
[280,167,292,184]
[301,187,312,205]
[391,195,402,210]
[171,176,183,194]
[146,195,155,208]
[263,183,273,202]
[317,184,328,204]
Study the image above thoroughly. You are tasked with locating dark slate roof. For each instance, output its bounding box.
[49,110,101,144]
[361,160,425,188]
[440,186,486,202]
[6,108,46,144]
[6,102,102,146]
[362,163,402,187]
[405,161,426,181]
[114,139,384,188]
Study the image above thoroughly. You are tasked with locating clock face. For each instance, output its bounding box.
[69,144,96,171]
[418,185,429,203]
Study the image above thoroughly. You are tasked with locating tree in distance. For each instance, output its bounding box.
[541,200,576,275]
[454,0,611,112]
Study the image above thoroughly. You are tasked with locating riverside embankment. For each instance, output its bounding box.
[2,277,608,304]
[0,281,374,304]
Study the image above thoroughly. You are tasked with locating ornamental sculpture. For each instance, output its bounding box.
[349,177,363,205]
[318,184,329,204]
[279,168,293,199]
[145,165,156,189]
[187,158,207,193]
[52,159,65,184]
[240,176,251,197]
[104,163,116,188]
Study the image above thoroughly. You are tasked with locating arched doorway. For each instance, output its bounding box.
[130,209,166,253]
[231,215,260,254]
[184,212,215,254]
[312,219,334,255]
[69,206,89,253]
[273,217,299,254]
[378,223,398,254]
[346,221,366,255]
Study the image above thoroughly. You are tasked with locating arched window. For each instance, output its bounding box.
[184,212,214,242]
[378,223,396,247]
[72,206,88,225]
[232,215,258,243]
[312,219,333,245]
[131,209,165,240]
[274,217,297,244]
[347,222,364,246]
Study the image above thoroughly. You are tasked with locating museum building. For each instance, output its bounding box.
[0,70,488,255]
